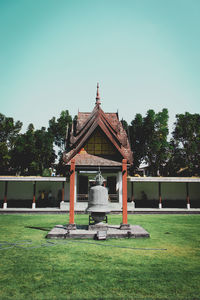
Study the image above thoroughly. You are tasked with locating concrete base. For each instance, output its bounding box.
[65,223,76,230]
[187,203,190,210]
[3,203,7,209]
[120,223,131,230]
[46,224,150,239]
[88,223,108,231]
[159,203,162,209]
[32,203,36,209]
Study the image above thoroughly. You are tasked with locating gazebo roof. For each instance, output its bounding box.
[65,152,122,166]
[63,84,133,166]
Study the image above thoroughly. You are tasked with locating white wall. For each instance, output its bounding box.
[127,182,200,201]
[1,180,199,204]
[0,181,69,201]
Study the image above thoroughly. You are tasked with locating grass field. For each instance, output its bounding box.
[0,214,200,300]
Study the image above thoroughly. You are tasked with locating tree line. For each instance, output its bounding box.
[0,109,199,177]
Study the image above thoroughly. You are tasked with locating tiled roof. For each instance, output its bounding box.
[65,152,122,166]
[64,103,133,166]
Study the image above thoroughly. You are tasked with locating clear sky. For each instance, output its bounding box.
[0,0,199,134]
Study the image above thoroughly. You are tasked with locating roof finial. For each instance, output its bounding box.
[96,82,101,105]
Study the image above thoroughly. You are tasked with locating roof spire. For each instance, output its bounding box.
[96,82,101,105]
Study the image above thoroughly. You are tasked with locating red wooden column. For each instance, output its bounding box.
[3,181,8,209]
[121,159,129,228]
[69,159,76,227]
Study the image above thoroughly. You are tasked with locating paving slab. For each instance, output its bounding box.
[46,224,150,239]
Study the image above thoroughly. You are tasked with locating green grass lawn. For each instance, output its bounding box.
[0,214,200,300]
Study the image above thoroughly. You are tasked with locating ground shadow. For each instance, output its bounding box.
[25,226,52,232]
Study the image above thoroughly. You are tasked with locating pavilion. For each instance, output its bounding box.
[62,83,133,219]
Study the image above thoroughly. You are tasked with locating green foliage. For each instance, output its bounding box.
[0,110,199,177]
[42,168,51,177]
[120,118,128,132]
[49,110,72,154]
[168,112,200,176]
[0,110,73,175]
[0,214,200,300]
[129,109,170,175]
[11,125,56,175]
[0,142,10,170]
[48,110,72,175]
[34,127,56,174]
[0,113,22,174]
[129,113,145,171]
[0,113,22,148]
[144,109,169,175]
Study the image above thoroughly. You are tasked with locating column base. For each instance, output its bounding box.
[187,203,190,210]
[131,201,135,209]
[159,203,162,209]
[3,202,7,209]
[32,203,36,209]
[65,223,76,230]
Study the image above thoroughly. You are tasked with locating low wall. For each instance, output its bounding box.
[127,182,200,208]
[0,181,70,208]
[0,180,199,208]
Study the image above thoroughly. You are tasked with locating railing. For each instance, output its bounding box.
[109,194,118,202]
[77,194,88,202]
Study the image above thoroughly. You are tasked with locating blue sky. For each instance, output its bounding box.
[0,0,199,134]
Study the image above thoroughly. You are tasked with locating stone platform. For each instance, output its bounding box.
[46,224,150,240]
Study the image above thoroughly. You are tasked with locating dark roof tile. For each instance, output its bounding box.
[64,104,133,165]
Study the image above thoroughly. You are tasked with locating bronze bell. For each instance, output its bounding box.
[86,170,110,225]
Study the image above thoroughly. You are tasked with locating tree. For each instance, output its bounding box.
[121,118,128,133]
[0,113,22,174]
[129,109,170,176]
[0,142,10,173]
[48,110,72,175]
[48,110,72,154]
[143,109,169,176]
[10,124,35,175]
[34,127,56,175]
[11,125,56,175]
[169,112,200,176]
[129,113,145,173]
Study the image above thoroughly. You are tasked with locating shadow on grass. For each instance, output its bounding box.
[25,226,52,232]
